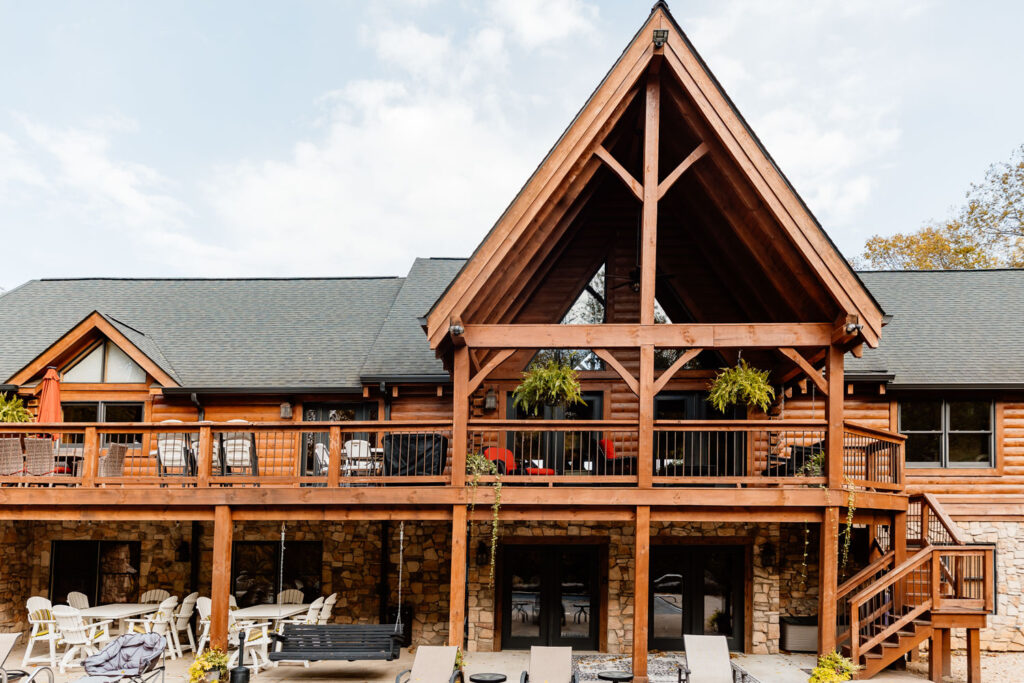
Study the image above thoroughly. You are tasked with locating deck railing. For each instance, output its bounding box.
[0,418,904,489]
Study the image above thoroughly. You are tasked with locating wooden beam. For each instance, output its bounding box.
[461,323,833,349]
[633,505,651,682]
[452,347,470,487]
[327,425,341,488]
[467,349,516,396]
[779,348,828,396]
[81,427,98,488]
[448,504,468,649]
[211,505,232,651]
[967,628,981,683]
[638,345,655,488]
[197,425,212,488]
[825,345,844,487]
[652,348,702,395]
[817,506,839,655]
[594,145,643,201]
[640,70,660,326]
[592,349,639,396]
[657,142,708,200]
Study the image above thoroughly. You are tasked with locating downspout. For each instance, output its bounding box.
[190,392,204,421]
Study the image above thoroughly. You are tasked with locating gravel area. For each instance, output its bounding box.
[906,649,1024,683]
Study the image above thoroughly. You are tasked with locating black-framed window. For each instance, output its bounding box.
[50,540,141,605]
[61,402,144,446]
[231,540,323,607]
[900,400,993,468]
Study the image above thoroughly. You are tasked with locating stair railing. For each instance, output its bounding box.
[909,493,965,547]
[835,549,895,648]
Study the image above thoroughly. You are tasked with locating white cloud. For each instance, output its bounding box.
[489,0,598,48]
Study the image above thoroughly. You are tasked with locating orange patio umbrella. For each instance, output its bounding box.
[36,367,61,426]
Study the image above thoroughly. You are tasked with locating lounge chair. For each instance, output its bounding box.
[679,635,752,683]
[0,632,53,683]
[23,438,55,477]
[520,646,576,683]
[395,645,463,683]
[97,444,126,478]
[76,633,166,683]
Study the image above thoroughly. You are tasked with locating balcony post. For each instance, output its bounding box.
[632,505,651,682]
[328,425,341,487]
[211,504,233,651]
[197,425,212,488]
[638,344,655,488]
[81,427,98,487]
[825,344,844,487]
[452,346,469,487]
[817,506,839,655]
[448,504,468,648]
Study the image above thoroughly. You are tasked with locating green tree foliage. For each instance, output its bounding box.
[0,394,33,423]
[860,144,1024,269]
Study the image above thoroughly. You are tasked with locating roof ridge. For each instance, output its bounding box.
[36,276,404,282]
[857,268,1024,274]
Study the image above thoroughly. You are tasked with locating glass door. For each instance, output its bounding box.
[650,544,745,651]
[502,545,600,650]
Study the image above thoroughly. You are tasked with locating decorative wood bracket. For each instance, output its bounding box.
[652,348,703,395]
[657,142,708,200]
[594,145,643,201]
[467,348,516,395]
[592,349,639,396]
[779,347,828,396]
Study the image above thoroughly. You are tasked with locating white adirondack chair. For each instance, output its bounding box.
[226,611,272,674]
[195,597,212,656]
[125,596,178,659]
[51,605,112,673]
[318,593,338,625]
[140,590,170,604]
[66,592,89,610]
[276,589,303,605]
[22,597,59,668]
[171,592,199,657]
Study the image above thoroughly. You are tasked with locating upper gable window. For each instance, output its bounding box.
[63,341,147,384]
[562,263,606,326]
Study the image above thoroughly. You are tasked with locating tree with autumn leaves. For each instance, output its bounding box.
[858,144,1024,269]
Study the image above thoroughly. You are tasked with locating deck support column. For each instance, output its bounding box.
[632,505,651,683]
[967,628,981,683]
[817,506,839,655]
[452,346,469,487]
[929,628,946,682]
[211,504,233,651]
[825,343,844,487]
[448,504,468,649]
[638,345,655,488]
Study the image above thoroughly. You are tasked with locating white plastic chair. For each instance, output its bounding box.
[172,592,198,657]
[140,590,170,604]
[221,420,255,474]
[342,439,373,476]
[51,605,112,673]
[318,593,338,625]
[274,597,324,668]
[313,443,330,475]
[22,597,59,668]
[66,592,89,610]
[156,420,190,475]
[195,597,212,656]
[226,611,272,673]
[276,589,303,605]
[125,596,178,659]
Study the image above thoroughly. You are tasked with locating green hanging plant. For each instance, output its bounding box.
[512,358,585,416]
[809,650,860,682]
[466,453,502,587]
[706,359,775,413]
[0,394,32,423]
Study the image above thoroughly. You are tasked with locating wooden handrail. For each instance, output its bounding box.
[0,420,453,430]
[843,420,907,442]
[837,550,894,601]
[917,492,966,545]
[849,546,933,609]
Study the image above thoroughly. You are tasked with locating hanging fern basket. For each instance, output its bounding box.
[707,359,775,413]
[512,358,585,416]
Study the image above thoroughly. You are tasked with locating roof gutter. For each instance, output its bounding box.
[360,374,451,384]
[0,384,17,395]
[161,386,364,396]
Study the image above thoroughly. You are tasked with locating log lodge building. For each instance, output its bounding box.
[0,4,1014,681]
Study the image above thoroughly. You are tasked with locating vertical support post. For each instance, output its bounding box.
[639,64,660,325]
[638,344,655,488]
[893,510,908,565]
[448,504,468,649]
[825,344,845,488]
[211,505,233,651]
[452,346,470,487]
[327,425,341,487]
[197,425,212,488]
[818,507,839,655]
[633,505,651,682]
[81,426,98,487]
[929,629,946,682]
[940,628,951,674]
[967,628,981,683]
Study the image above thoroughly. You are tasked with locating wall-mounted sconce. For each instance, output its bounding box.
[484,387,498,412]
[280,402,293,419]
[652,29,669,47]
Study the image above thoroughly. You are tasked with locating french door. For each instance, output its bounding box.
[502,545,600,650]
[649,544,746,651]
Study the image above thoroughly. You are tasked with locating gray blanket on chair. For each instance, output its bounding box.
[83,634,165,676]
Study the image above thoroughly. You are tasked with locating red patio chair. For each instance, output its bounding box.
[483,447,517,474]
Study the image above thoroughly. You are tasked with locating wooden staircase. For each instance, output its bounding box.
[835,494,994,680]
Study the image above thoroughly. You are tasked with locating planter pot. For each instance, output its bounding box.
[205,671,221,683]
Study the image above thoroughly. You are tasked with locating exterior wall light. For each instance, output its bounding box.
[449,323,465,336]
[652,29,669,47]
[484,387,498,412]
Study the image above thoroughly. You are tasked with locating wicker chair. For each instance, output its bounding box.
[24,438,55,477]
[98,444,127,478]
[0,437,23,477]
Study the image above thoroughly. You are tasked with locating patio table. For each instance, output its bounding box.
[80,603,160,633]
[232,604,309,621]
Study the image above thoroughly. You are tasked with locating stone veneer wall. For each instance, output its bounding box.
[0,521,35,632]
[951,520,1024,652]
[465,521,782,654]
[778,522,820,619]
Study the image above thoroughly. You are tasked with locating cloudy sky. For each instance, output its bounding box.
[1,0,1022,290]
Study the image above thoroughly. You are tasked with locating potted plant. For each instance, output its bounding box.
[0,393,32,423]
[188,649,229,683]
[706,359,775,413]
[512,357,585,416]
[809,650,860,682]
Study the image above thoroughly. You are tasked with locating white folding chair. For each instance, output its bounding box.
[276,589,303,605]
[140,590,170,604]
[66,592,89,610]
[51,605,112,673]
[171,592,198,657]
[22,598,59,668]
[318,593,338,625]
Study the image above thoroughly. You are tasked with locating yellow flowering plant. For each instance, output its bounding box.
[188,649,229,683]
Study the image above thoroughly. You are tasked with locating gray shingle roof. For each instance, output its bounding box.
[0,277,404,389]
[850,270,1024,387]
[361,258,467,380]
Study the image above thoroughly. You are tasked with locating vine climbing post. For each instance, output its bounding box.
[211,505,232,651]
[448,504,468,649]
[817,506,839,656]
